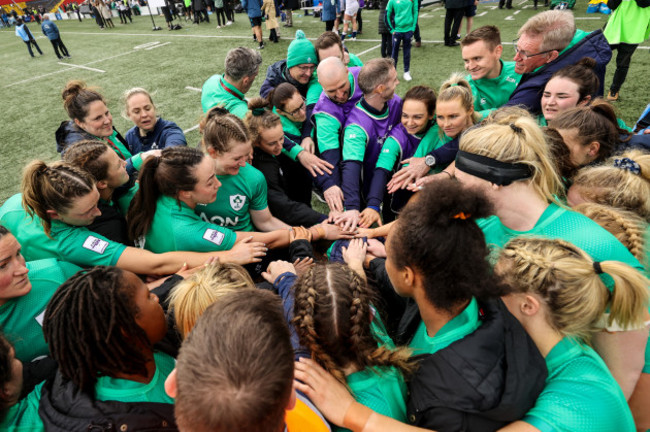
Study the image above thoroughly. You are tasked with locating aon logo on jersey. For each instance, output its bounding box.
[199,213,240,227]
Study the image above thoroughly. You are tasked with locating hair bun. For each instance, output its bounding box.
[61,80,86,101]
[577,57,597,70]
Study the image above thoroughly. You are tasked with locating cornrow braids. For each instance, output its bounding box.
[200,107,250,154]
[574,203,647,262]
[21,161,95,236]
[62,140,111,181]
[293,266,347,384]
[498,237,648,341]
[43,266,151,396]
[127,146,205,244]
[293,264,412,385]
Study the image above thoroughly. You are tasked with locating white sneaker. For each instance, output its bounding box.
[403,71,412,81]
[226,20,232,25]
[216,25,221,28]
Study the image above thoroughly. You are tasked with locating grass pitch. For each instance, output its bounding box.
[1,1,648,203]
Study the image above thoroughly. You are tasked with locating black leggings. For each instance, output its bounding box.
[215,7,226,25]
[609,43,638,94]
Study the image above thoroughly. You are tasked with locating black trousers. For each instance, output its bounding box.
[609,43,638,94]
[50,37,69,58]
[381,32,393,58]
[443,7,463,44]
[24,39,42,57]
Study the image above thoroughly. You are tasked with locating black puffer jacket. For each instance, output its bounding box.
[39,372,178,432]
[406,298,547,431]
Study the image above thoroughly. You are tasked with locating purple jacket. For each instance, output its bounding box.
[312,67,364,191]
[341,95,402,210]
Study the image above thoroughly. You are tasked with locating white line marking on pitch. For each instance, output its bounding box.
[185,86,202,92]
[145,41,172,50]
[57,62,105,73]
[183,124,200,134]
[513,9,521,14]
[4,67,74,88]
[356,44,381,57]
[477,11,488,16]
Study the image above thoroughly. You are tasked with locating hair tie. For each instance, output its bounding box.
[509,123,524,135]
[449,83,459,87]
[593,261,604,274]
[613,157,641,175]
[252,107,266,116]
[453,212,471,220]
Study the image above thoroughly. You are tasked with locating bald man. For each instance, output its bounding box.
[312,57,364,214]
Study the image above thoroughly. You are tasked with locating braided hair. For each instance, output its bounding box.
[293,263,412,385]
[43,266,151,396]
[200,107,250,155]
[61,140,112,181]
[21,160,95,236]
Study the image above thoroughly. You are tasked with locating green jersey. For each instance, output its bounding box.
[0,194,59,262]
[386,0,418,33]
[95,351,176,403]
[348,53,364,67]
[195,163,268,232]
[478,203,643,276]
[0,383,44,432]
[141,195,236,253]
[201,74,248,117]
[409,297,481,355]
[335,311,408,432]
[1,259,81,362]
[523,337,635,432]
[468,61,521,117]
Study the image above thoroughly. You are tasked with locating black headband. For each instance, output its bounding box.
[455,150,534,186]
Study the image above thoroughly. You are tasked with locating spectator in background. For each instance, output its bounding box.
[14,18,43,58]
[443,0,465,46]
[378,0,392,57]
[262,0,280,43]
[321,0,339,31]
[283,0,299,27]
[603,0,650,102]
[506,10,611,115]
[41,14,70,60]
[214,0,227,27]
[242,0,263,48]
[98,0,115,28]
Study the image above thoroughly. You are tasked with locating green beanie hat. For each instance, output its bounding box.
[287,30,317,68]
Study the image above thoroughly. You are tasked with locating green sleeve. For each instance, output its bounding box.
[386,0,395,32]
[116,183,139,216]
[282,144,304,161]
[130,152,144,171]
[315,113,343,153]
[175,220,237,252]
[617,118,633,132]
[59,229,127,267]
[376,137,402,171]
[342,125,369,162]
[307,81,323,105]
[230,100,250,119]
[249,166,269,211]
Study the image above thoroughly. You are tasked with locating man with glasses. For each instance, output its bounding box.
[201,47,263,116]
[311,57,364,215]
[505,10,611,114]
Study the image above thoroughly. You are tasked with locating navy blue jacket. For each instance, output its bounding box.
[41,19,59,40]
[125,118,187,153]
[506,29,612,115]
[260,59,316,142]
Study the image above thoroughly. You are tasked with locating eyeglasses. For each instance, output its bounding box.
[280,99,306,117]
[295,64,316,73]
[512,38,556,60]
